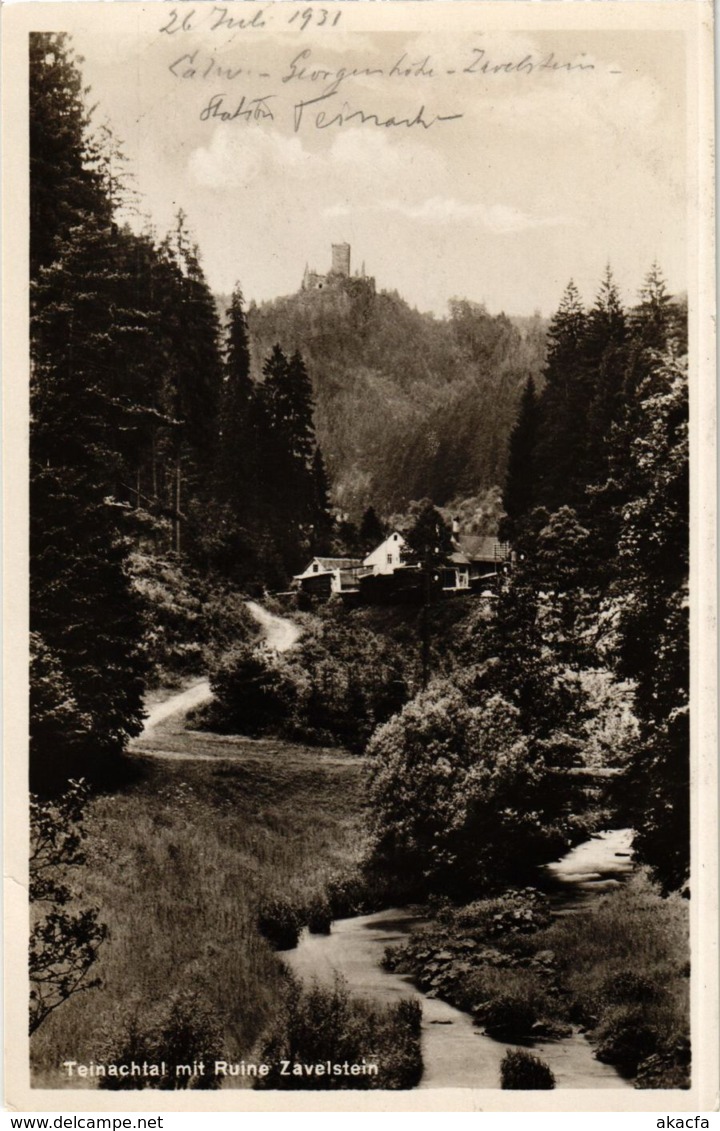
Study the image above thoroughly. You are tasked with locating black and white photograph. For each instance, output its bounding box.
[3,0,716,1112]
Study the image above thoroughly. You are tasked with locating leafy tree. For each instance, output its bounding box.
[366,685,570,898]
[30,781,106,1034]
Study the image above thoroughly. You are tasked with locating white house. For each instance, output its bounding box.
[363,532,406,575]
[292,556,364,597]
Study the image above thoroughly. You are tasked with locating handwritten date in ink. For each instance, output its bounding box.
[287,8,342,31]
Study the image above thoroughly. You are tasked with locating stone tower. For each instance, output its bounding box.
[331,242,351,277]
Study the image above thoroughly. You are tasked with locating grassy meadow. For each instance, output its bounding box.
[30,725,368,1088]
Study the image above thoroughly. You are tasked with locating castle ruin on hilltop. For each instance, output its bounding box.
[301,243,375,294]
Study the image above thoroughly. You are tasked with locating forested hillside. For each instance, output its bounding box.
[247,286,547,516]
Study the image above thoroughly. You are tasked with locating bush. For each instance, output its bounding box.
[500,1049,555,1090]
[207,645,299,736]
[594,1005,660,1073]
[325,872,374,918]
[256,975,422,1090]
[98,991,223,1090]
[257,898,303,951]
[306,895,333,935]
[482,994,537,1040]
[635,1039,691,1089]
[285,615,409,752]
[366,684,569,898]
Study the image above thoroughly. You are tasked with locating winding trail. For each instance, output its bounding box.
[245,600,302,653]
[133,600,301,745]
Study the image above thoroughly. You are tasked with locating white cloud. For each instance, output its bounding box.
[188,120,440,190]
[323,195,579,234]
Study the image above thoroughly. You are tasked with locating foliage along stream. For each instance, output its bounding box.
[137,605,634,1089]
[282,831,636,1090]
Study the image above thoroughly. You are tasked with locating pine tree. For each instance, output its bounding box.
[611,350,689,892]
[533,281,590,512]
[31,223,150,787]
[500,376,538,541]
[211,285,258,577]
[29,32,109,279]
[582,267,629,494]
[360,505,385,550]
[257,345,324,576]
[403,502,454,688]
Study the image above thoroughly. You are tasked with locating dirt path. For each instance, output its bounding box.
[245,600,301,652]
[133,600,301,751]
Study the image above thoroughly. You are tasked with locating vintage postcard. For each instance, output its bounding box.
[3,0,717,1113]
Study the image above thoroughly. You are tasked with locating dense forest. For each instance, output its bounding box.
[29,31,690,1093]
[246,286,547,515]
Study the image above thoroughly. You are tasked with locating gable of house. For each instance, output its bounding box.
[363,531,406,574]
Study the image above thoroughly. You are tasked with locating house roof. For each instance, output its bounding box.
[314,557,363,570]
[293,556,363,580]
[458,535,506,562]
[449,550,471,566]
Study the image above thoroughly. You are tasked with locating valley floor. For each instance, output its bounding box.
[30,700,368,1088]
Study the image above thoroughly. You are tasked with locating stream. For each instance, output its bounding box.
[281,830,636,1090]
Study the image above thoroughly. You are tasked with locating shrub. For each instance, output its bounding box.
[635,1039,691,1089]
[257,898,303,950]
[256,975,422,1090]
[366,684,569,898]
[594,1005,660,1073]
[325,872,373,918]
[207,645,299,736]
[285,615,409,752]
[500,1049,555,1090]
[482,994,537,1040]
[98,991,223,1090]
[306,895,333,935]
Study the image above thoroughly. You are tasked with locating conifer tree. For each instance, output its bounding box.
[611,350,689,892]
[360,505,385,550]
[582,267,629,495]
[533,281,590,512]
[500,376,538,541]
[29,32,109,279]
[31,223,149,787]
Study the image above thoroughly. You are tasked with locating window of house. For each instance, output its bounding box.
[387,553,393,564]
[313,563,319,573]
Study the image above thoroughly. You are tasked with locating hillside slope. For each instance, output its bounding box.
[244,283,547,517]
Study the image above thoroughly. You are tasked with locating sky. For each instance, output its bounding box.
[60,7,688,318]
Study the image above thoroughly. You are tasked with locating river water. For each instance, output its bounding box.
[281,831,635,1090]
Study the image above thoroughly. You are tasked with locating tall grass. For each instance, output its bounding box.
[30,738,367,1087]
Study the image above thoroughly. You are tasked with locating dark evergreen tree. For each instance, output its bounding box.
[212,285,258,578]
[359,505,385,551]
[533,281,589,512]
[256,345,327,577]
[581,267,629,497]
[611,350,689,892]
[29,32,109,279]
[154,214,223,559]
[31,222,150,788]
[500,376,538,541]
[403,502,454,688]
